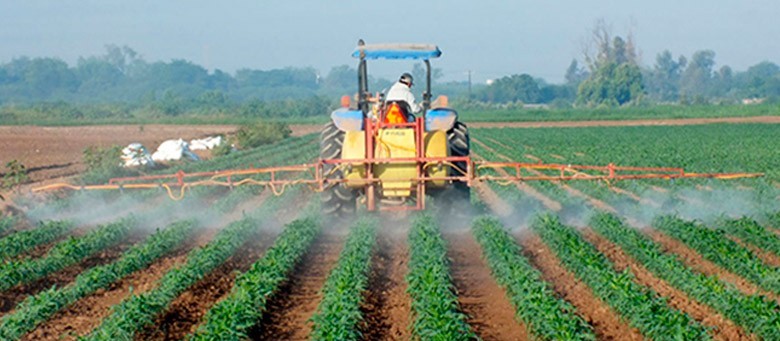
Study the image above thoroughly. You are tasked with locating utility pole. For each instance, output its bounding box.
[467,70,472,99]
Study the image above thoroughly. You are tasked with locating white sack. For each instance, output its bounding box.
[121,143,155,167]
[152,139,201,162]
[189,136,223,150]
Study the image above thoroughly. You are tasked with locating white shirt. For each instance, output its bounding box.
[385,81,421,113]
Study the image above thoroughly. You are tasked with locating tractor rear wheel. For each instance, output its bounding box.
[320,122,356,217]
[447,121,471,202]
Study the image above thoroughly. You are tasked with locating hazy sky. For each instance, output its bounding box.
[1,1,778,83]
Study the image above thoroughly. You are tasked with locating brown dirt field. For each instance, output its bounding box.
[0,125,236,183]
[646,230,780,302]
[0,232,144,317]
[250,231,344,340]
[517,232,643,340]
[137,231,274,340]
[444,231,529,340]
[361,227,413,341]
[583,229,752,341]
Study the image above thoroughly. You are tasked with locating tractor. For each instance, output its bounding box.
[320,40,470,215]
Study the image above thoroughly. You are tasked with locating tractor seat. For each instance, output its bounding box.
[384,101,414,124]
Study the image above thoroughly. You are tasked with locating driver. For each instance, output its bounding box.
[385,73,421,114]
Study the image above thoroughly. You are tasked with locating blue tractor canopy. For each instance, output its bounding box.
[351,43,442,60]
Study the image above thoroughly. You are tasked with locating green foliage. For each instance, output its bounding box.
[592,212,780,340]
[0,220,195,341]
[406,213,476,340]
[718,217,780,258]
[654,215,780,295]
[0,217,134,291]
[191,217,319,340]
[234,121,292,149]
[577,62,644,107]
[310,217,377,341]
[81,144,132,184]
[472,216,595,340]
[2,160,29,190]
[533,214,710,340]
[0,220,74,261]
[0,215,14,235]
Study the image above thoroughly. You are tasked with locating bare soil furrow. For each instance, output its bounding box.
[445,231,528,340]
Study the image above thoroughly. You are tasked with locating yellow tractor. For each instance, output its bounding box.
[320,40,470,215]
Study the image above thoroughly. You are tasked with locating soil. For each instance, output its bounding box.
[0,125,236,183]
[444,231,529,340]
[249,231,344,340]
[726,235,780,268]
[361,226,413,341]
[582,229,752,341]
[517,232,644,340]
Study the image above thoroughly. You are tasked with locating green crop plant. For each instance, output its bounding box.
[532,214,710,340]
[310,217,377,341]
[0,220,196,341]
[592,212,780,339]
[0,220,73,261]
[718,217,780,258]
[190,217,320,340]
[0,215,14,235]
[0,217,134,291]
[654,215,780,295]
[472,216,595,340]
[406,213,476,340]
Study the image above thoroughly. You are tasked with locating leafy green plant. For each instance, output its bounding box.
[533,214,710,340]
[2,160,29,190]
[0,220,196,341]
[472,216,594,340]
[0,220,73,261]
[654,215,780,295]
[190,217,320,339]
[234,121,292,150]
[310,217,376,341]
[0,215,14,235]
[718,217,780,258]
[0,217,134,291]
[406,213,476,340]
[592,212,780,340]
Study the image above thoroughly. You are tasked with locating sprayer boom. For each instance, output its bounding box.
[32,157,763,207]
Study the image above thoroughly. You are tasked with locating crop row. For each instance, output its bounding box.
[84,216,260,340]
[0,219,197,341]
[406,213,475,340]
[472,216,595,340]
[83,187,302,340]
[310,217,377,341]
[533,214,710,340]
[0,220,73,261]
[191,217,320,339]
[653,216,780,295]
[592,212,780,339]
[0,217,134,291]
[717,217,780,258]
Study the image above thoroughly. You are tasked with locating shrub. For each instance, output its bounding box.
[234,121,291,149]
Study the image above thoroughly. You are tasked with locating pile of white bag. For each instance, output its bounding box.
[122,135,225,168]
[121,143,155,167]
[189,136,222,150]
[152,139,201,162]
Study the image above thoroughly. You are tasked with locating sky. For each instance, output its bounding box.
[1,1,778,84]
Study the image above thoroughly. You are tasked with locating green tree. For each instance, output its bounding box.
[576,31,644,106]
